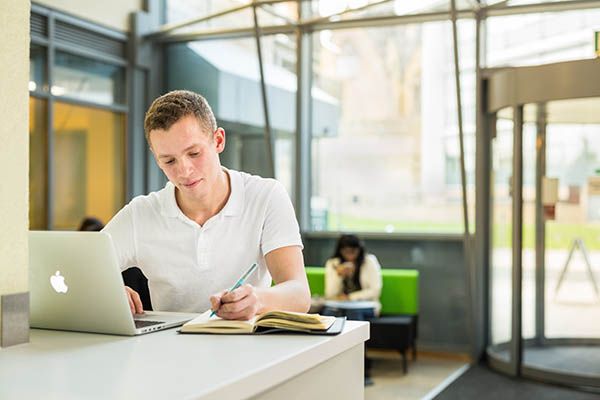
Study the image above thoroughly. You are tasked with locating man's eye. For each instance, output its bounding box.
[189,152,199,157]
[165,159,175,165]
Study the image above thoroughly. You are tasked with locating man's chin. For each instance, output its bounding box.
[179,182,208,197]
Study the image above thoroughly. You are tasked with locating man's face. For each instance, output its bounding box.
[150,114,225,201]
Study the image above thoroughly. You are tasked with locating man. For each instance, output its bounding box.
[103,90,311,320]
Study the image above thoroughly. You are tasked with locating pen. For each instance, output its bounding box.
[210,263,258,317]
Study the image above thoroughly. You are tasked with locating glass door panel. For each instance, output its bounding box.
[522,108,537,340]
[544,97,600,339]
[491,108,514,356]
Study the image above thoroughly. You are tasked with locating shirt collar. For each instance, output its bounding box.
[159,167,244,219]
[160,181,180,219]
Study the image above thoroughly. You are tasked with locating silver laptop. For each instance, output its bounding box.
[29,231,197,335]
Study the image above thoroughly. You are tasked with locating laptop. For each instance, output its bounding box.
[29,231,197,335]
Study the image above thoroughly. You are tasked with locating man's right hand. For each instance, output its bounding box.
[125,286,144,315]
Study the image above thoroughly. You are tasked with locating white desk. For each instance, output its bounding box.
[0,321,368,400]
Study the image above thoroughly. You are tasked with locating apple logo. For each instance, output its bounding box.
[50,270,68,294]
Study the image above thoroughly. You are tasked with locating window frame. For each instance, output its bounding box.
[30,4,130,230]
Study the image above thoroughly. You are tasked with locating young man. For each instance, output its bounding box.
[103,90,311,320]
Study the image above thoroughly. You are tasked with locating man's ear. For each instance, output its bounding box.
[214,128,226,153]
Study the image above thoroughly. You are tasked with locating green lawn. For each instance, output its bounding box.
[494,222,600,250]
[322,213,600,250]
[325,213,470,233]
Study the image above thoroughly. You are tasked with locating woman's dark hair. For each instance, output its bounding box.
[78,217,104,232]
[332,234,366,291]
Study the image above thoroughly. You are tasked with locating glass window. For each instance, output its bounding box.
[264,33,297,195]
[30,45,47,92]
[256,2,297,25]
[52,102,126,229]
[29,97,48,229]
[486,9,600,68]
[484,0,593,5]
[308,0,467,19]
[166,0,253,30]
[166,1,298,31]
[310,21,476,233]
[53,52,125,105]
[167,35,296,195]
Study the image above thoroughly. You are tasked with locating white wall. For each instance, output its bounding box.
[0,1,30,345]
[35,0,144,31]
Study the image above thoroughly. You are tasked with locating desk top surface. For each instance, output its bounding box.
[0,320,368,400]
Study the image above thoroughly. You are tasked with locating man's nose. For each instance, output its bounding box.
[177,157,194,177]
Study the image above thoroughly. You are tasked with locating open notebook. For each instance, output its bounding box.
[179,310,344,335]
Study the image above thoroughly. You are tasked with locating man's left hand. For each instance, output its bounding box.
[209,284,261,320]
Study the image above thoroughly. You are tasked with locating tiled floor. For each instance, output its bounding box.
[365,350,469,400]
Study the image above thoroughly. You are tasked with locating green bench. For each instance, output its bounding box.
[305,266,420,373]
[305,266,419,315]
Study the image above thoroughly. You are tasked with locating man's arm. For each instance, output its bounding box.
[256,245,311,314]
[210,245,311,320]
[103,202,144,314]
[210,180,309,320]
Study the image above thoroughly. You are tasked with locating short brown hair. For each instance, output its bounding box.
[143,90,217,144]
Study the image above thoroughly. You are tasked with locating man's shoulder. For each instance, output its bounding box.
[237,170,278,188]
[228,169,291,214]
[234,170,281,197]
[126,184,170,214]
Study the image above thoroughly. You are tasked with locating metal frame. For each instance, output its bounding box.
[534,102,547,344]
[47,13,56,230]
[473,5,490,361]
[294,1,312,232]
[151,9,476,43]
[483,0,600,16]
[252,4,276,179]
[484,109,497,351]
[451,0,477,361]
[510,104,524,376]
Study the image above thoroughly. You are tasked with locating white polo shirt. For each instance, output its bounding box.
[103,168,303,313]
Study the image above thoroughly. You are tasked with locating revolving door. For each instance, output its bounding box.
[483,58,600,388]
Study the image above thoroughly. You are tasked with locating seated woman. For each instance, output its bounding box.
[323,234,382,385]
[323,234,383,320]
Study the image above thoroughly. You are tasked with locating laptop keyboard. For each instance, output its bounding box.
[134,320,164,329]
